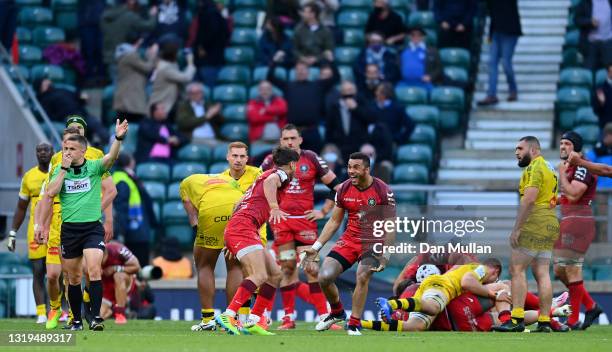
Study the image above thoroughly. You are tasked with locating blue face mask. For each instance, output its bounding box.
[323,152,338,163]
[369,44,383,52]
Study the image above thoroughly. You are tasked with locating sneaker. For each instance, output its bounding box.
[277,315,296,330]
[242,322,275,336]
[568,322,582,331]
[315,311,346,331]
[581,304,603,330]
[59,311,69,322]
[531,323,552,333]
[477,96,499,106]
[507,92,518,102]
[329,324,343,331]
[191,320,217,331]
[36,315,48,324]
[347,325,362,336]
[553,291,569,308]
[215,314,241,335]
[45,309,62,330]
[89,318,105,331]
[492,320,525,332]
[70,321,83,331]
[552,304,572,317]
[115,313,127,325]
[375,297,392,323]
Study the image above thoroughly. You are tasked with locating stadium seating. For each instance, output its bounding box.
[177,144,212,163]
[343,29,365,46]
[340,0,372,10]
[18,45,43,66]
[213,84,247,104]
[250,142,274,158]
[224,46,255,65]
[212,143,231,162]
[18,7,53,26]
[561,48,583,68]
[406,105,440,128]
[595,68,607,86]
[574,107,599,127]
[220,123,249,141]
[32,26,65,46]
[408,124,438,150]
[166,182,181,201]
[234,0,265,10]
[30,64,64,83]
[230,27,257,47]
[430,86,465,131]
[556,87,591,131]
[334,47,361,65]
[136,162,171,183]
[164,224,193,250]
[172,162,207,182]
[337,10,369,28]
[395,86,428,106]
[233,9,258,27]
[574,124,600,146]
[223,104,247,122]
[143,181,166,203]
[16,27,32,43]
[559,68,593,89]
[217,65,251,85]
[407,11,435,29]
[392,163,430,184]
[591,258,612,281]
[443,66,469,87]
[289,67,320,81]
[439,48,471,71]
[338,65,355,82]
[252,66,287,82]
[208,162,228,174]
[6,65,30,81]
[396,144,433,168]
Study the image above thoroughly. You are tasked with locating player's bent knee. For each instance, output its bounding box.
[280,260,297,276]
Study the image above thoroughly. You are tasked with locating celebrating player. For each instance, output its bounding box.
[7,142,53,324]
[567,150,612,177]
[215,147,300,335]
[495,136,559,332]
[555,132,603,330]
[301,152,396,335]
[261,125,341,329]
[45,119,128,331]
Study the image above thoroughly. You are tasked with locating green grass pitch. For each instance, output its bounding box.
[0,319,610,352]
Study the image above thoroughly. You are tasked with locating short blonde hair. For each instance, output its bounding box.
[228,141,248,153]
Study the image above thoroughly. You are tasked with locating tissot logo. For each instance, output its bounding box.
[64,178,91,193]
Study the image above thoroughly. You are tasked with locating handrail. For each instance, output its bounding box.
[0,43,62,146]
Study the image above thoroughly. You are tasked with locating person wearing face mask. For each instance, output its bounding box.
[321,144,347,181]
[368,82,415,145]
[356,64,384,102]
[595,63,612,129]
[354,32,400,95]
[365,0,406,46]
[359,144,392,184]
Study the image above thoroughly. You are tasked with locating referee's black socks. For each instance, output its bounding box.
[89,280,103,318]
[68,284,83,322]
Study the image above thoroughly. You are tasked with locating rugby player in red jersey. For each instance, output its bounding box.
[215,147,300,336]
[261,124,342,329]
[555,131,602,330]
[302,152,396,335]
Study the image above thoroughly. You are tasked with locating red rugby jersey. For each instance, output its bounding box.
[559,164,597,217]
[103,242,134,268]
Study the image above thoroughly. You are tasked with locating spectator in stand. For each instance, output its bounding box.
[192,0,229,87]
[293,2,335,65]
[135,102,187,164]
[149,0,189,44]
[246,80,288,143]
[175,82,224,145]
[354,32,400,91]
[267,0,301,27]
[360,143,393,184]
[399,27,443,91]
[149,39,196,116]
[257,16,294,67]
[586,123,612,189]
[357,64,384,102]
[365,0,406,46]
[301,0,340,42]
[152,236,193,279]
[34,77,109,144]
[78,0,106,85]
[369,82,415,145]
[267,55,339,153]
[477,0,522,106]
[325,81,374,162]
[433,0,477,49]
[100,0,158,79]
[595,63,612,129]
[575,0,612,71]
[0,0,17,51]
[113,33,159,123]
[112,153,157,266]
[320,144,347,181]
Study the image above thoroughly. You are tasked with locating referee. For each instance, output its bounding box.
[46,119,128,331]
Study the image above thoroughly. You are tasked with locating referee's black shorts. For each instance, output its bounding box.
[60,221,105,259]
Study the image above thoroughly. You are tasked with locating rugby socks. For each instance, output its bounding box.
[361,320,402,331]
[280,283,297,317]
[510,307,525,325]
[348,315,361,329]
[567,281,583,325]
[114,305,126,315]
[330,300,344,316]
[36,304,46,317]
[524,291,540,311]
[581,284,596,310]
[201,308,215,323]
[498,310,511,323]
[389,298,421,312]
[49,296,62,311]
[226,279,257,316]
[238,299,251,316]
[251,283,276,318]
[89,280,103,318]
[537,314,551,328]
[308,282,329,315]
[67,284,83,323]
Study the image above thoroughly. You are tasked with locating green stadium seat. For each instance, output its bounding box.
[430,86,465,131]
[439,48,471,70]
[0,264,32,275]
[51,0,77,9]
[574,107,599,126]
[16,27,32,43]
[406,105,440,128]
[561,48,583,68]
[40,121,65,144]
[209,162,228,174]
[213,84,247,103]
[30,64,64,83]
[574,125,600,146]
[223,104,247,122]
[409,124,438,149]
[0,252,24,266]
[334,46,361,65]
[556,87,591,130]
[590,257,612,281]
[203,85,210,101]
[396,144,433,168]
[17,0,43,5]
[595,68,607,86]
[234,0,265,10]
[337,10,369,28]
[166,182,181,201]
[136,162,170,183]
[393,163,430,184]
[252,66,287,82]
[220,123,249,141]
[54,82,76,92]
[224,46,255,64]
[18,45,43,66]
[233,9,258,27]
[143,181,166,203]
[172,162,207,182]
[212,143,231,162]
[6,65,30,81]
[340,0,372,9]
[19,7,53,26]
[559,68,593,89]
[162,201,188,225]
[408,11,436,29]
[230,27,257,47]
[343,29,365,46]
[443,66,469,86]
[338,65,355,82]
[564,29,580,47]
[424,29,438,47]
[394,191,427,205]
[249,84,282,99]
[395,86,428,105]
[217,65,251,84]
[55,11,78,34]
[177,144,212,163]
[389,0,409,11]
[164,225,194,250]
[289,67,320,81]
[250,142,274,158]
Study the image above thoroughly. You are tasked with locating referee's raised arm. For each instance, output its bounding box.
[102,119,129,170]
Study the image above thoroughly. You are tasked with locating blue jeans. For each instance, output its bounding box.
[487,32,519,97]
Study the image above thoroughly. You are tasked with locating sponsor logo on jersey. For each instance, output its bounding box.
[368,198,376,206]
[48,246,60,256]
[300,164,309,173]
[214,215,231,222]
[64,178,92,193]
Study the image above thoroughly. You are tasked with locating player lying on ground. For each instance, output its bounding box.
[215,147,300,336]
